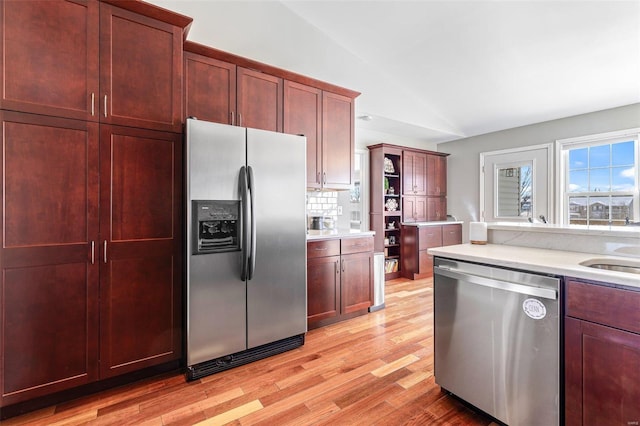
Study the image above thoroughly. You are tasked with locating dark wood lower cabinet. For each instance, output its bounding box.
[401,223,461,279]
[565,279,640,426]
[341,251,374,314]
[307,236,373,329]
[0,113,182,408]
[307,255,341,324]
[0,112,100,406]
[99,125,182,378]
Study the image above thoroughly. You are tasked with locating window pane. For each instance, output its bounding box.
[612,141,634,166]
[568,170,587,192]
[589,168,610,191]
[569,196,587,225]
[612,166,635,191]
[569,148,588,170]
[589,145,610,168]
[590,196,610,225]
[611,195,633,224]
[563,134,638,226]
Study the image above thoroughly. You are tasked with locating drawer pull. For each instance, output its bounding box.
[314,247,328,251]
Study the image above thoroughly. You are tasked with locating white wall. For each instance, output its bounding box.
[356,127,439,151]
[440,103,640,241]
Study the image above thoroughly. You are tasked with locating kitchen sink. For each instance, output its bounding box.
[580,258,640,275]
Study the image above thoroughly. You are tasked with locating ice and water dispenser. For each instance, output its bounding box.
[192,200,240,254]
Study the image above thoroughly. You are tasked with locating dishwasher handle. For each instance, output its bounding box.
[434,266,557,300]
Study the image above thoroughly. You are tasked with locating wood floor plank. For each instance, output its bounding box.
[4,277,494,426]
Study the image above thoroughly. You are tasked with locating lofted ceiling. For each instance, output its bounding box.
[148,0,640,145]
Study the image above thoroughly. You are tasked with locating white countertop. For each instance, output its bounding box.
[428,243,640,290]
[306,229,375,241]
[402,221,463,227]
[488,221,640,238]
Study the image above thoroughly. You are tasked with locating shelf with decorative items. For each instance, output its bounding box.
[368,144,404,279]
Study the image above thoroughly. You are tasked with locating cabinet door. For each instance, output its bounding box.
[237,67,283,132]
[414,197,427,222]
[184,52,236,125]
[284,81,322,188]
[402,151,415,195]
[442,224,462,246]
[0,0,99,121]
[403,196,427,222]
[100,3,183,132]
[427,154,446,196]
[402,196,417,223]
[99,125,182,378]
[341,252,373,314]
[322,92,353,189]
[403,151,427,195]
[0,112,100,406]
[427,197,447,221]
[565,317,640,426]
[307,255,341,326]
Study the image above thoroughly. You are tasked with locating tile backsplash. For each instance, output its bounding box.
[306,191,338,227]
[306,189,363,231]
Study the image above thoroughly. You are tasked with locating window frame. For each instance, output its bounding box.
[556,128,640,226]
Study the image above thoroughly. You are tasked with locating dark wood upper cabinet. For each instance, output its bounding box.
[402,196,427,223]
[0,0,100,121]
[1,0,187,132]
[284,82,354,190]
[0,111,100,406]
[99,3,184,132]
[426,154,447,196]
[403,151,427,195]
[284,81,322,188]
[184,52,236,124]
[237,67,283,132]
[184,41,357,190]
[322,92,354,190]
[184,46,284,133]
[427,196,447,221]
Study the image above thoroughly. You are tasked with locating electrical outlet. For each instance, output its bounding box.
[337,206,343,215]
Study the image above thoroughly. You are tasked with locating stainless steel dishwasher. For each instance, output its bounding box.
[433,257,561,426]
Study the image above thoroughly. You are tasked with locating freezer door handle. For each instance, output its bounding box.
[247,165,256,280]
[434,266,557,300]
[240,166,250,281]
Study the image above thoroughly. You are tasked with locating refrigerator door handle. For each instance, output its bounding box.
[247,165,257,280]
[240,166,250,281]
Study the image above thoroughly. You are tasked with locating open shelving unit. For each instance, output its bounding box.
[368,144,403,279]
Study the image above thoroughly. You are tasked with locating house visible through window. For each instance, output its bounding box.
[558,129,639,226]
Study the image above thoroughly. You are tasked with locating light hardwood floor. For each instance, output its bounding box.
[3,277,496,426]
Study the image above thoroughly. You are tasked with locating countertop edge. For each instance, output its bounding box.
[402,221,463,227]
[307,230,375,241]
[428,243,640,290]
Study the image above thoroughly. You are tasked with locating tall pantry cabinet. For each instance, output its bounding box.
[0,0,190,408]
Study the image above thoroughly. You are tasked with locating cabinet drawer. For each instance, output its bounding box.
[418,226,443,251]
[442,224,462,246]
[341,236,374,255]
[307,239,341,258]
[566,279,640,334]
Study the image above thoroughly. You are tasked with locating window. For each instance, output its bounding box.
[558,129,639,226]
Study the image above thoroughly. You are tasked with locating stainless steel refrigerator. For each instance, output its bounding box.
[185,118,307,380]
